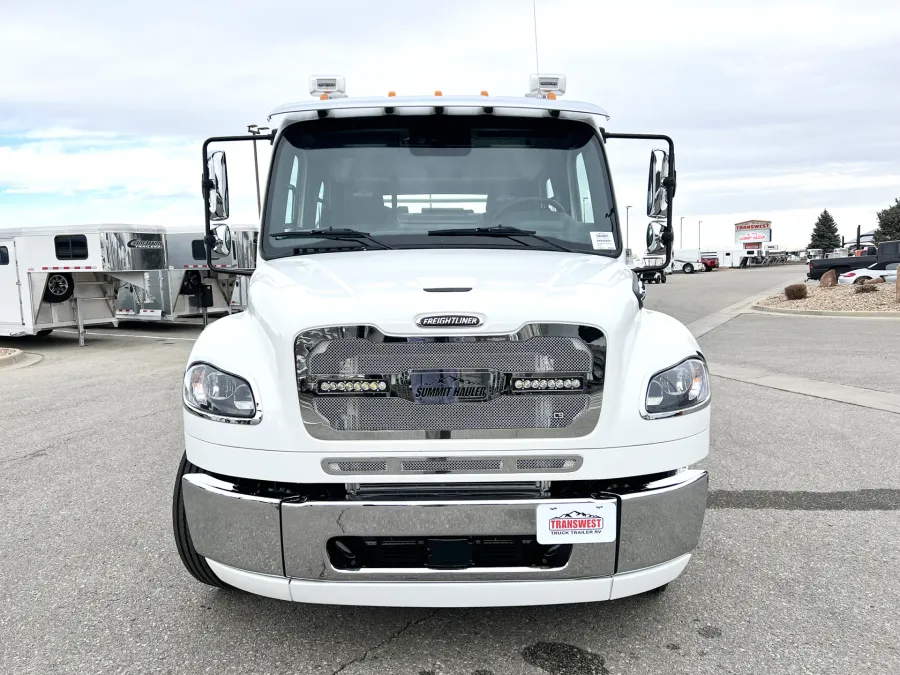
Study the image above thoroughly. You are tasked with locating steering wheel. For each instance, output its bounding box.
[489,196,568,222]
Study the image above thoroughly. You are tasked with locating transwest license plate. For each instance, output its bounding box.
[535,501,617,545]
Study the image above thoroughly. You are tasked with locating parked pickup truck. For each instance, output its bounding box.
[807,240,900,280]
[173,74,710,608]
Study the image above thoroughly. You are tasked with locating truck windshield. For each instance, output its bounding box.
[261,116,619,259]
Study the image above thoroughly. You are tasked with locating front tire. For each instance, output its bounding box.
[682,263,695,274]
[172,453,228,587]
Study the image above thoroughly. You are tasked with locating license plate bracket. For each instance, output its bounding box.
[535,501,617,545]
[426,537,473,569]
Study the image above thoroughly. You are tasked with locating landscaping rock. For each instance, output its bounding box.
[758,284,898,312]
[896,271,900,303]
[866,277,885,284]
[819,269,837,287]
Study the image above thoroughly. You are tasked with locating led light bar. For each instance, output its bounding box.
[318,379,388,394]
[510,375,586,393]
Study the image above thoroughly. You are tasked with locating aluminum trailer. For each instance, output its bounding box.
[0,224,167,343]
[115,224,257,321]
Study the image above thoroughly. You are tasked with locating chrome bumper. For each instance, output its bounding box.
[181,470,708,582]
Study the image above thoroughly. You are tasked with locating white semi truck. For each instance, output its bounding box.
[173,75,711,607]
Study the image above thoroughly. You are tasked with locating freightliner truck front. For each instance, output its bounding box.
[172,75,710,607]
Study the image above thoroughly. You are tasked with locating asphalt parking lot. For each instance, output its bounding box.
[2,264,898,675]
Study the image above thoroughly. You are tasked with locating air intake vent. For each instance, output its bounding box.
[322,456,582,475]
[401,458,503,473]
[325,460,388,474]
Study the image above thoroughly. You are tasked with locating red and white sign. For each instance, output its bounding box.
[739,231,768,242]
[536,502,617,544]
[735,220,772,231]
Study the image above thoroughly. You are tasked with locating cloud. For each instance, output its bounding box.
[1,0,898,247]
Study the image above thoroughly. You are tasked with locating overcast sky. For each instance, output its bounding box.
[1,0,899,249]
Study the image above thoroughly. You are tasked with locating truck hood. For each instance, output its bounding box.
[246,248,639,337]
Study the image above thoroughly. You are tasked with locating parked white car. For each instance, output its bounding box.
[838,262,898,285]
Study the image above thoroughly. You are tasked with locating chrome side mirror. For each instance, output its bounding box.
[646,149,669,218]
[645,221,665,255]
[212,224,232,256]
[207,151,230,221]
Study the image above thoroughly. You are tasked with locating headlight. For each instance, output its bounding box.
[644,357,710,418]
[183,363,258,421]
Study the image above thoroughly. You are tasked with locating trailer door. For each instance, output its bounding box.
[0,240,25,326]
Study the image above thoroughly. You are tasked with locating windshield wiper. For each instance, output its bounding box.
[270,228,393,250]
[427,225,578,254]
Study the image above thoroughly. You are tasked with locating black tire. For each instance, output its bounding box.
[661,273,667,283]
[647,583,668,595]
[36,329,54,336]
[44,273,74,303]
[172,453,228,587]
[682,263,694,274]
[853,276,868,285]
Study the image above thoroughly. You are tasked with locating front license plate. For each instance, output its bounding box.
[535,501,617,545]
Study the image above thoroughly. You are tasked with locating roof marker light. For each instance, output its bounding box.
[309,75,347,99]
[434,90,443,96]
[526,73,567,99]
[480,90,489,96]
[388,91,396,97]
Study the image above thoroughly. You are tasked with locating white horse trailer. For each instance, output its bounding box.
[114,224,257,322]
[0,224,167,342]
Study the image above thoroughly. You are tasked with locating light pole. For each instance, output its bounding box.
[698,220,702,250]
[247,124,270,214]
[626,205,632,250]
[680,216,684,248]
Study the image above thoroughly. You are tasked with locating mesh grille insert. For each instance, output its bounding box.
[516,458,576,471]
[307,336,593,376]
[401,459,503,473]
[313,394,589,431]
[326,461,388,473]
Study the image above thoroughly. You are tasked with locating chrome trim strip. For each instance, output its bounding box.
[181,474,283,576]
[320,455,584,475]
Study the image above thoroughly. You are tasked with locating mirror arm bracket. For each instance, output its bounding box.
[604,131,677,274]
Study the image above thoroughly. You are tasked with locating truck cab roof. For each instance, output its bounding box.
[267,95,611,129]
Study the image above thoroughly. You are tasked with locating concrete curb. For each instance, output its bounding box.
[0,348,26,367]
[709,361,900,415]
[750,303,900,318]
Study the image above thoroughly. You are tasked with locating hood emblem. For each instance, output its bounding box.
[416,314,482,328]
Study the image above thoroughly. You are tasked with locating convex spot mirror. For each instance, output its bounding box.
[646,221,666,255]
[207,151,230,221]
[212,224,232,256]
[646,149,669,219]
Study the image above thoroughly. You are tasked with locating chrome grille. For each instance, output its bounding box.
[306,336,593,376]
[295,324,605,439]
[312,394,589,431]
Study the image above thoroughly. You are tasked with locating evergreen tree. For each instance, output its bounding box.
[807,209,841,251]
[874,198,900,243]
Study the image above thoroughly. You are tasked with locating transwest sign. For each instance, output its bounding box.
[734,219,772,246]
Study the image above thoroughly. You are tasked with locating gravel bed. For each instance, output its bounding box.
[758,283,900,311]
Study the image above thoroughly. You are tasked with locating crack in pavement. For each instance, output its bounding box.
[331,610,439,675]
[0,407,169,466]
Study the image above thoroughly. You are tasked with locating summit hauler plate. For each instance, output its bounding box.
[535,501,617,544]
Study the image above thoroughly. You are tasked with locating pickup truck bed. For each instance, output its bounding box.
[807,240,900,280]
